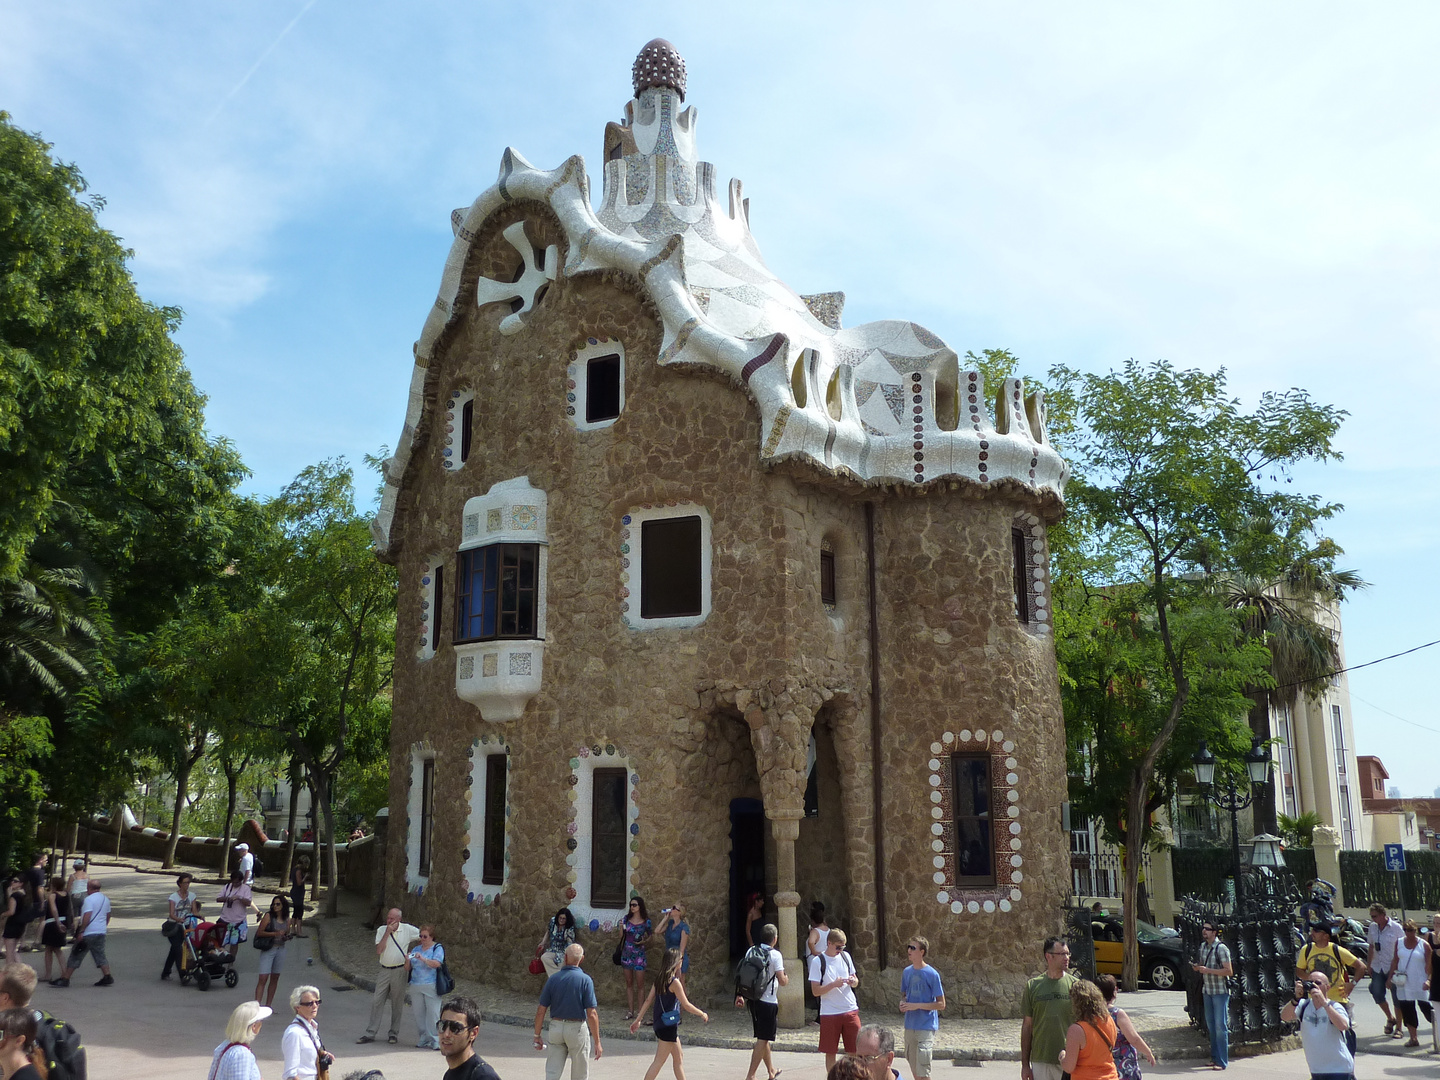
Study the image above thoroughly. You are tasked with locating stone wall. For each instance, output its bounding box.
[381,203,1068,1015]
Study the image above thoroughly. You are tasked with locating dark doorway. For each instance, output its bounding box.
[729,797,766,957]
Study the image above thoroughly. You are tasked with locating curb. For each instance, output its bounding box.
[306,920,1277,1061]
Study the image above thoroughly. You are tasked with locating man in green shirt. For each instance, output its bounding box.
[1021,937,1078,1080]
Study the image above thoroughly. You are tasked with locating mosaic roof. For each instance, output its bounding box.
[373,43,1068,553]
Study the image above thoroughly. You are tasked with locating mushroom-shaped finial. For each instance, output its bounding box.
[632,38,686,100]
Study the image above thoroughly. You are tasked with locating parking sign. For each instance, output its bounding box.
[1384,843,1407,872]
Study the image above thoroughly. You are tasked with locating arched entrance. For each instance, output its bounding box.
[729,797,766,956]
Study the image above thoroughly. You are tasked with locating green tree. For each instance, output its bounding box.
[1053,359,1346,989]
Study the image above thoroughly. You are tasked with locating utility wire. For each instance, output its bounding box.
[1271,637,1440,691]
[1347,691,1440,738]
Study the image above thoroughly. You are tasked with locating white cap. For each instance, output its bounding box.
[254,1006,273,1022]
[236,843,249,851]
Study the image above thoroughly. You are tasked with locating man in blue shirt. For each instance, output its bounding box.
[899,936,945,1080]
[534,943,602,1080]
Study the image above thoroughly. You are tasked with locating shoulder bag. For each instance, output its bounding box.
[253,914,276,951]
[435,946,455,995]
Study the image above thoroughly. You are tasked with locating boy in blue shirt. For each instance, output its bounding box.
[900,936,946,1080]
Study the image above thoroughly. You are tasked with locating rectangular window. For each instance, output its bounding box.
[455,543,539,642]
[418,758,435,877]
[820,549,836,606]
[1012,528,1030,624]
[460,399,474,463]
[430,564,444,653]
[640,516,702,619]
[586,354,622,423]
[590,767,628,907]
[951,753,996,886]
[481,754,507,886]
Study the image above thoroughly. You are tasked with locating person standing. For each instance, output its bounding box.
[1388,919,1431,1048]
[21,853,46,954]
[282,984,333,1080]
[744,893,766,950]
[1366,903,1405,1037]
[619,897,652,1021]
[38,878,69,985]
[289,856,309,938]
[2,880,27,965]
[655,903,691,986]
[357,906,418,1045]
[734,922,787,1080]
[1281,972,1353,1080]
[1191,921,1233,1070]
[440,996,502,1080]
[64,863,87,941]
[209,1001,271,1080]
[216,870,258,959]
[1431,913,1440,1054]
[627,947,709,1080]
[1093,975,1156,1080]
[236,843,255,885]
[805,901,829,1025]
[535,907,577,979]
[1294,921,1365,1020]
[1020,936,1077,1080]
[809,927,861,1072]
[406,925,446,1050]
[534,943,602,1080]
[900,937,945,1080]
[254,895,291,1007]
[51,880,112,987]
[1058,980,1118,1080]
[162,873,201,980]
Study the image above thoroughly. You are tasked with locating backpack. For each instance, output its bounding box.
[30,1008,87,1080]
[735,944,777,1001]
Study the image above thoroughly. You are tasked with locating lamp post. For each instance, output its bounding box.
[1191,737,1273,908]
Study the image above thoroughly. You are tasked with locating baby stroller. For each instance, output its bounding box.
[177,918,239,991]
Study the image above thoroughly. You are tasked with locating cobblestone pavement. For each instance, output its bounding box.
[24,862,1433,1079]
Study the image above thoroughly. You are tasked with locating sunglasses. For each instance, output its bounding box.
[906,944,921,951]
[437,1019,472,1035]
[300,999,320,1007]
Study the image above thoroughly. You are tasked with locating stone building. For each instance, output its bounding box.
[373,40,1071,1021]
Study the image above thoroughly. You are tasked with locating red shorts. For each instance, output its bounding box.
[818,1010,861,1054]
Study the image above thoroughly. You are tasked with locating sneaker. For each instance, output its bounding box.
[387,1035,398,1044]
[356,1036,375,1044]
[160,972,170,981]
[95,975,114,987]
[50,978,69,988]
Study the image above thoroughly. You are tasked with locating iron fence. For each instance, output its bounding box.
[1070,850,1151,900]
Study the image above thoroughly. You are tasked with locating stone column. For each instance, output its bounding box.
[1310,824,1344,907]
[769,811,805,1028]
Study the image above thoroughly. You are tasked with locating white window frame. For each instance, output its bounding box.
[462,736,511,904]
[442,388,475,471]
[567,339,625,432]
[622,504,712,630]
[566,748,638,927]
[417,555,445,661]
[405,742,437,893]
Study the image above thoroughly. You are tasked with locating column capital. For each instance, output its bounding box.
[769,817,801,842]
[774,890,801,908]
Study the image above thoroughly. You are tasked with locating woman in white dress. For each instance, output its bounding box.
[1387,918,1432,1048]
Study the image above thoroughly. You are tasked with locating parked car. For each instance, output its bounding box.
[1091,916,1186,990]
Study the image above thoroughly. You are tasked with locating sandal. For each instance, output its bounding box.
[1406,1039,1420,1047]
[623,1011,635,1021]
[1386,1021,1396,1036]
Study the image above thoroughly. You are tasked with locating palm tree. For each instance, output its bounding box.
[0,557,101,712]
[1278,811,1323,848]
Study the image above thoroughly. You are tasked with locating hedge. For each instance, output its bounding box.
[1339,849,1440,910]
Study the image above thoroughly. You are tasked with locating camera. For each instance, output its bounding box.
[319,1051,335,1067]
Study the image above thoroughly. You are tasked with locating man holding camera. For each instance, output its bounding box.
[1282,971,1353,1080]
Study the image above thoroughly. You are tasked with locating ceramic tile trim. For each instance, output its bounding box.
[461,734,512,905]
[929,729,1025,916]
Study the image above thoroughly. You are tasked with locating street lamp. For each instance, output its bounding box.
[1191,736,1273,908]
[1248,833,1286,869]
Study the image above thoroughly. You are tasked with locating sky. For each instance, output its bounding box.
[3,3,1437,798]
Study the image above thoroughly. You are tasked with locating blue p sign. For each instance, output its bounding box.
[1384,844,1407,873]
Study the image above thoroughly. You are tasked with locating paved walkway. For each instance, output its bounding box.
[32,861,1434,1079]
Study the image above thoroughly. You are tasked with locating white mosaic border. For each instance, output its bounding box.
[1014,515,1051,634]
[929,728,1024,915]
[417,555,444,660]
[404,739,437,894]
[441,388,474,471]
[461,734,511,905]
[619,503,711,630]
[566,336,625,431]
[564,742,640,930]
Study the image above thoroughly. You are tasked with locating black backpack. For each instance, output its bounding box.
[31,1009,86,1080]
[735,944,776,1001]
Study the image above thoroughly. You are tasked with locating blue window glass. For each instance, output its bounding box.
[455,543,538,643]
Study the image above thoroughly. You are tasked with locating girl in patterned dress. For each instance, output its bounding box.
[620,896,652,1020]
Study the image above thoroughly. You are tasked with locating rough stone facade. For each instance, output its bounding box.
[376,42,1070,1019]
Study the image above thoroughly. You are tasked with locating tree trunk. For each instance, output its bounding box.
[221,761,240,880]
[308,777,321,903]
[317,773,341,918]
[162,761,195,869]
[280,770,301,886]
[1121,777,1146,992]
[113,803,123,858]
[1247,692,1278,836]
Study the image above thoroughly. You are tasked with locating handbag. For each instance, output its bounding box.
[436,957,455,995]
[612,937,624,966]
[658,988,680,1027]
[529,955,546,975]
[253,915,275,950]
